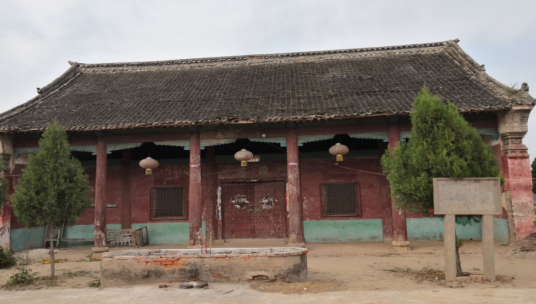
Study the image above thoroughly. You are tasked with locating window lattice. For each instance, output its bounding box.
[151,187,187,220]
[322,183,360,217]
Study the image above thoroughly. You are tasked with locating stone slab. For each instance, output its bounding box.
[433,178,501,215]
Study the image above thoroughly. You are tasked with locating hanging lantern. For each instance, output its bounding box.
[139,157,159,175]
[329,143,349,162]
[234,149,254,167]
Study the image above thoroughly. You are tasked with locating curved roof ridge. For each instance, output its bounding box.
[445,40,534,104]
[78,40,453,69]
[0,63,82,125]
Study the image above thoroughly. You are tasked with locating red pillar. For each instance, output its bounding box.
[0,175,14,249]
[120,149,132,229]
[498,108,536,239]
[286,124,305,245]
[188,129,203,248]
[205,147,218,242]
[93,138,108,252]
[378,141,394,242]
[388,119,409,250]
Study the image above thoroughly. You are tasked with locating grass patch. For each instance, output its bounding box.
[383,267,448,282]
[62,270,90,277]
[504,83,525,97]
[250,280,346,295]
[6,267,38,286]
[89,280,100,288]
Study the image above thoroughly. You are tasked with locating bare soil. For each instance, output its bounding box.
[1,240,536,302]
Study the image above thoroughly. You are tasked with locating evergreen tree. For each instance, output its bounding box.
[11,120,92,277]
[382,85,501,276]
[0,161,8,211]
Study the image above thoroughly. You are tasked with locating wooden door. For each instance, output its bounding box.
[222,183,255,239]
[222,182,288,239]
[253,182,287,238]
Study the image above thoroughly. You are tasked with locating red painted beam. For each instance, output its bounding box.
[297,123,388,136]
[101,133,189,144]
[93,138,108,251]
[188,130,203,247]
[13,137,97,148]
[388,120,408,245]
[286,125,304,245]
[120,150,132,229]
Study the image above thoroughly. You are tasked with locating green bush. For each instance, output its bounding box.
[0,247,16,269]
[7,267,37,286]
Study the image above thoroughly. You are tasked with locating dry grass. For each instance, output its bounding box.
[504,83,524,97]
[250,280,346,295]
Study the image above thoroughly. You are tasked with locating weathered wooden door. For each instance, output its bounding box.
[253,182,287,238]
[222,182,287,239]
[222,183,256,239]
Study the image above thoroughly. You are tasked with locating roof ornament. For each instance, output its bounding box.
[68,61,75,66]
[521,82,529,92]
[37,88,43,94]
[454,38,460,43]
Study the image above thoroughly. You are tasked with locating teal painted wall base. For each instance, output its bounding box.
[10,218,509,250]
[10,226,46,252]
[407,218,509,244]
[304,219,383,243]
[132,222,189,245]
[10,222,190,252]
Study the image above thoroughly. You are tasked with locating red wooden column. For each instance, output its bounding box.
[286,123,305,245]
[120,149,132,229]
[92,138,108,252]
[205,146,218,242]
[388,118,410,251]
[188,128,203,248]
[378,141,394,243]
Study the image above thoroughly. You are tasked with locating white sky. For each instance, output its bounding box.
[0,0,535,163]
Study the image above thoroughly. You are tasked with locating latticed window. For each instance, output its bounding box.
[321,183,361,217]
[151,187,187,220]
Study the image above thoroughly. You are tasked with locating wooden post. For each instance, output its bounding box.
[482,214,495,280]
[120,149,132,229]
[378,141,394,243]
[92,138,108,252]
[206,146,218,243]
[444,214,457,281]
[286,123,304,245]
[189,128,202,248]
[388,118,409,250]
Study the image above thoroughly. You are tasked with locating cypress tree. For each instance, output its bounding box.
[382,85,501,276]
[11,120,92,277]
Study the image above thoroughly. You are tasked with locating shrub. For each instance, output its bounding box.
[7,267,37,286]
[0,247,16,269]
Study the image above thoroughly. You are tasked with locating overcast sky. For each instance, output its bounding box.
[0,0,535,163]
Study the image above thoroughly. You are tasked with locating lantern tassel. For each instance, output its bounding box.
[145,169,152,175]
[241,161,248,167]
[336,155,343,162]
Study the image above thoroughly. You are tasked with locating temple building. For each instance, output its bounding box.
[0,39,534,252]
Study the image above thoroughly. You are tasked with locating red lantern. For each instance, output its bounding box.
[234,149,253,167]
[139,157,159,175]
[329,143,349,162]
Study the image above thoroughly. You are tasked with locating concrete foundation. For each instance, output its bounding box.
[100,247,308,288]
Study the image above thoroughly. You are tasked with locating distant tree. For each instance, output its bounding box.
[11,120,92,277]
[0,161,8,211]
[382,85,501,276]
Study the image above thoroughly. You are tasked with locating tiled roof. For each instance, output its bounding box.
[0,40,532,132]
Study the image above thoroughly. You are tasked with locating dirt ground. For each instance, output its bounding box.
[1,240,536,303]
